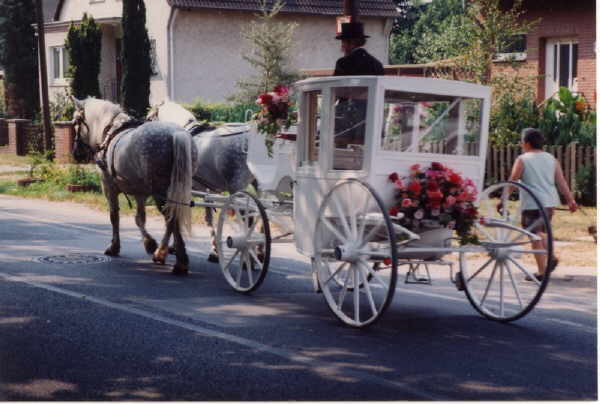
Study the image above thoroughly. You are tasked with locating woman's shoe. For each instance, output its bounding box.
[525,273,544,282]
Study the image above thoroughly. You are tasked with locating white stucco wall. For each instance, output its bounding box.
[145,1,171,105]
[58,0,122,21]
[171,9,392,103]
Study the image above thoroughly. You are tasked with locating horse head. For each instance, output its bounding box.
[71,96,127,162]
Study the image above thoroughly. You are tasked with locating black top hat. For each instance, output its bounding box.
[336,22,369,40]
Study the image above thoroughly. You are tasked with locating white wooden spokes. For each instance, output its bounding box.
[313,180,397,328]
[461,181,553,321]
[216,191,271,293]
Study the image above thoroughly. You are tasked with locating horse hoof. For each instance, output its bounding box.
[153,247,168,265]
[104,246,120,256]
[207,253,219,263]
[144,238,158,255]
[172,264,189,276]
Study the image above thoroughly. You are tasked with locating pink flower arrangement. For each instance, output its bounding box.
[388,162,479,244]
[253,85,297,155]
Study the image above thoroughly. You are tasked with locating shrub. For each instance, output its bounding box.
[49,89,75,122]
[574,166,596,207]
[539,87,596,146]
[62,165,101,189]
[183,99,259,123]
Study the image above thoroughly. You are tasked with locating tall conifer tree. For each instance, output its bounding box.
[0,0,39,119]
[121,0,151,117]
[66,13,102,99]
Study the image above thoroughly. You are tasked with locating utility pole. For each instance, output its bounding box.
[35,0,52,152]
[343,0,359,21]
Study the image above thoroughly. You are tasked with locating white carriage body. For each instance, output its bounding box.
[292,76,492,256]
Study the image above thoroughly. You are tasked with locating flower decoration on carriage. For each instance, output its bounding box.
[388,162,479,245]
[254,85,297,156]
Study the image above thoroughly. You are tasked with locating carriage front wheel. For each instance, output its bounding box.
[216,191,271,293]
[459,181,553,322]
[313,179,398,328]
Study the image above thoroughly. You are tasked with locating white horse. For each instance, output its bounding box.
[148,100,257,262]
[72,97,199,274]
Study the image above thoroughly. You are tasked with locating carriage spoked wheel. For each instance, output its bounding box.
[459,181,553,322]
[216,191,271,293]
[313,179,398,328]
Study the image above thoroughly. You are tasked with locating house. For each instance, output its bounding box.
[43,0,397,105]
[492,0,596,106]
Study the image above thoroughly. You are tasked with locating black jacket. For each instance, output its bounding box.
[333,48,384,76]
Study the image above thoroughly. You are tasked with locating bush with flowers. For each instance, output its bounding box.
[254,85,296,156]
[388,162,479,245]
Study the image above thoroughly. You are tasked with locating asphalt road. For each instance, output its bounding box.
[0,195,596,401]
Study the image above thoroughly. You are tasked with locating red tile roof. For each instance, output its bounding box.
[167,0,398,17]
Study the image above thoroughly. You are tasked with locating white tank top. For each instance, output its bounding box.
[518,151,560,210]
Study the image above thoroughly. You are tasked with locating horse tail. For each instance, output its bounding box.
[166,129,194,237]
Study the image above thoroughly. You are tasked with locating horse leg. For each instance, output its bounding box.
[152,198,172,264]
[104,186,121,256]
[171,220,189,275]
[134,195,158,255]
[206,207,219,263]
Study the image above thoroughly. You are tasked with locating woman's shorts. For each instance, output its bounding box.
[521,208,554,233]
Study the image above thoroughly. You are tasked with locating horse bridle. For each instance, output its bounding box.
[72,109,95,162]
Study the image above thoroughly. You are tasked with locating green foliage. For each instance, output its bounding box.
[539,87,596,146]
[574,166,596,206]
[0,78,5,117]
[183,99,259,123]
[232,0,301,103]
[489,77,539,146]
[49,89,75,122]
[390,0,466,65]
[26,150,53,178]
[62,165,101,188]
[121,0,152,118]
[66,14,102,99]
[0,0,39,119]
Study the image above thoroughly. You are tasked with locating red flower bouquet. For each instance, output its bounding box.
[254,85,296,156]
[388,162,479,245]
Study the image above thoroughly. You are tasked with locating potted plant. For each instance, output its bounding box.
[388,162,479,259]
[65,165,100,192]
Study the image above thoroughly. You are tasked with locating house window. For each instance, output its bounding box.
[52,46,70,82]
[494,34,527,62]
[545,39,578,98]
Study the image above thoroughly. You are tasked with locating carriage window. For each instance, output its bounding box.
[381,90,482,156]
[300,90,322,166]
[332,86,368,170]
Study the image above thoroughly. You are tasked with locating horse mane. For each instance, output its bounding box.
[83,97,125,147]
[157,100,196,128]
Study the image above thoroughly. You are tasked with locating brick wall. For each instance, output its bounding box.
[54,122,75,164]
[495,1,596,106]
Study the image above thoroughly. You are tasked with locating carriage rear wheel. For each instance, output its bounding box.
[313,179,398,328]
[460,181,553,321]
[216,191,271,293]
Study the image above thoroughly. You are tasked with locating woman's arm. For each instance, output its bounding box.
[555,161,578,212]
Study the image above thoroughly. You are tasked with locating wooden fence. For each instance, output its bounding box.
[485,143,596,189]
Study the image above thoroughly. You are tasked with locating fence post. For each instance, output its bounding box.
[6,119,31,156]
[53,121,75,164]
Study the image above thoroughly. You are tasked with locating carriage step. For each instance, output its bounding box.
[404,263,432,285]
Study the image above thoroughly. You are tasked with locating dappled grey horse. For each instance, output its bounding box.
[72,97,199,275]
[148,101,256,261]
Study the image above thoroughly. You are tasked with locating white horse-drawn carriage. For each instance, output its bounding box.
[190,76,554,328]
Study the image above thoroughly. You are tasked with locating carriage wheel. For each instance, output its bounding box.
[313,179,398,328]
[460,181,553,322]
[216,191,271,293]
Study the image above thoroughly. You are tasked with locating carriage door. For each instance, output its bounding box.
[294,89,325,255]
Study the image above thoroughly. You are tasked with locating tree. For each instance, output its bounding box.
[390,0,465,65]
[65,13,102,99]
[232,0,300,103]
[121,0,152,117]
[0,0,39,119]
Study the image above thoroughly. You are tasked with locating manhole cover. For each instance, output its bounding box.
[34,254,111,265]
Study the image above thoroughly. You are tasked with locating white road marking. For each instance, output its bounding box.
[0,270,444,400]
